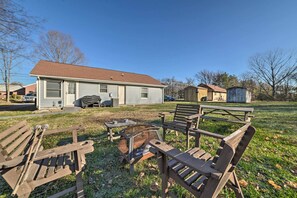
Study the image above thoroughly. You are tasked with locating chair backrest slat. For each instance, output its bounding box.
[0,121,27,140]
[0,125,30,148]
[174,104,200,124]
[213,124,255,172]
[3,130,32,156]
[0,121,33,162]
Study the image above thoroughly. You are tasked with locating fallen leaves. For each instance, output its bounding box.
[139,172,145,178]
[150,182,159,192]
[268,180,282,190]
[286,181,297,189]
[275,164,282,169]
[239,179,248,187]
[290,167,297,175]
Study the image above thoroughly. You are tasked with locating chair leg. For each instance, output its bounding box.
[186,134,189,149]
[162,127,167,141]
[162,173,169,198]
[227,172,244,198]
[160,153,169,198]
[195,133,201,147]
[76,171,85,198]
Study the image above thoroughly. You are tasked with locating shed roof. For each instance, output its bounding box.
[30,60,164,87]
[198,84,227,93]
[227,86,247,90]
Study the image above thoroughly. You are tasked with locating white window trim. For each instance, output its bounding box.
[141,87,148,99]
[44,80,62,99]
[99,84,108,93]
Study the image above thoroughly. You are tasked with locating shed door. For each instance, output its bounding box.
[118,86,125,105]
[66,81,76,106]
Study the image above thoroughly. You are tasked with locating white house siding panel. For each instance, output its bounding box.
[38,78,163,108]
[78,82,118,105]
[125,86,163,105]
[39,78,64,108]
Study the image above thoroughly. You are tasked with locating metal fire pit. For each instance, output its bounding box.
[117,124,162,173]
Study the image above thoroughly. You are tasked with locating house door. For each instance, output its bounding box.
[118,86,125,105]
[66,81,76,106]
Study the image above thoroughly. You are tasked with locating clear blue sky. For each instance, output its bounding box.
[15,0,297,84]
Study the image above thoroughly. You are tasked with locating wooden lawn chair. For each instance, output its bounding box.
[159,104,201,149]
[0,121,94,198]
[150,123,256,198]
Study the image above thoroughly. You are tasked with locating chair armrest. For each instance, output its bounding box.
[189,128,225,139]
[149,139,222,179]
[0,140,94,169]
[186,113,201,121]
[159,111,175,117]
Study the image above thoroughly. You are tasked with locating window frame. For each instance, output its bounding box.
[141,87,148,98]
[45,80,62,98]
[100,84,108,93]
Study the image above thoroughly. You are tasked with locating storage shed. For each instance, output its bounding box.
[227,87,251,103]
[184,86,208,102]
[198,84,227,102]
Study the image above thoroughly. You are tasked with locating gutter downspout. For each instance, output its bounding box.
[37,76,40,110]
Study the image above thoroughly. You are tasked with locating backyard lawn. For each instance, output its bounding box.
[0,101,296,197]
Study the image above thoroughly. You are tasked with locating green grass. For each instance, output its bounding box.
[0,101,296,197]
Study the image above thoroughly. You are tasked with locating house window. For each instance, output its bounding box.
[100,84,108,93]
[141,88,148,98]
[46,81,61,98]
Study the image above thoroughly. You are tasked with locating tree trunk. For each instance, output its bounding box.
[5,79,10,102]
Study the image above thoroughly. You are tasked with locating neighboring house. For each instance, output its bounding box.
[0,84,22,99]
[0,83,36,99]
[198,84,227,101]
[227,87,251,103]
[184,86,208,102]
[30,60,165,109]
[15,83,36,95]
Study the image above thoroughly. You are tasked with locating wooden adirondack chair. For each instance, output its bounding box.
[159,104,201,149]
[0,121,94,198]
[150,123,256,198]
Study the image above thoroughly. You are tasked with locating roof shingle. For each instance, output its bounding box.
[198,84,227,93]
[30,60,164,87]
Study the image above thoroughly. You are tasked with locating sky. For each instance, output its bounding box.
[13,0,297,85]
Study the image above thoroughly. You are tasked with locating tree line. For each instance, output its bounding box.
[162,49,297,101]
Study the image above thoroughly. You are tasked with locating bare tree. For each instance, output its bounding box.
[0,42,24,102]
[249,49,297,99]
[34,31,85,64]
[185,77,195,86]
[0,0,40,48]
[195,69,214,84]
[0,0,40,102]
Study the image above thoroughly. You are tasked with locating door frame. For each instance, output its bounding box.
[64,81,79,107]
[118,85,126,105]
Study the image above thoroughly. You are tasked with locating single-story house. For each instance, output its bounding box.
[30,60,165,109]
[0,83,36,99]
[0,84,22,99]
[198,84,227,102]
[184,86,208,102]
[15,83,36,95]
[227,87,251,103]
